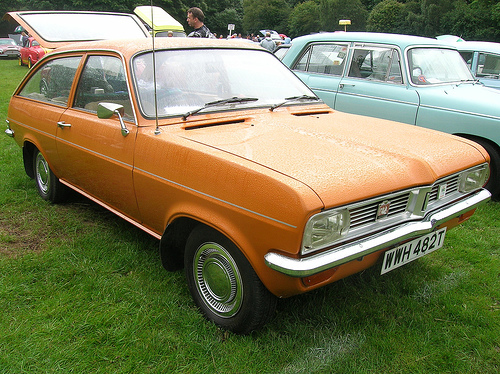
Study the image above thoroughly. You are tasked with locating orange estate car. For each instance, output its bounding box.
[5,37,491,333]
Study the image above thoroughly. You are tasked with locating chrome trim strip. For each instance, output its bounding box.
[135,167,297,229]
[8,118,296,229]
[419,103,500,121]
[331,90,418,107]
[265,189,491,277]
[56,138,132,168]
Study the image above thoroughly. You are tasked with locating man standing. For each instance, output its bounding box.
[260,32,276,52]
[186,7,215,38]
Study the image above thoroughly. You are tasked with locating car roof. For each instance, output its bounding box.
[50,37,263,59]
[291,32,453,49]
[451,41,500,54]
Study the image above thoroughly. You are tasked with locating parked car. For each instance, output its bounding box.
[281,32,500,199]
[19,37,45,68]
[0,37,21,58]
[5,37,491,333]
[260,29,282,42]
[134,5,186,37]
[4,10,150,45]
[273,43,290,60]
[447,41,500,90]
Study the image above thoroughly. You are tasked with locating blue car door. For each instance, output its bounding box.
[334,44,420,125]
[291,42,349,109]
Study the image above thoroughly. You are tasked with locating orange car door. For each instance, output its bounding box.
[56,54,140,220]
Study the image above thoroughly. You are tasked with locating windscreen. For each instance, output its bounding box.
[133,48,315,117]
[408,48,474,85]
[17,13,149,42]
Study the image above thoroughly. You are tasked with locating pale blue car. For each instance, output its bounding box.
[281,32,500,199]
[451,41,500,90]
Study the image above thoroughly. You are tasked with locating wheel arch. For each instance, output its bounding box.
[22,140,37,179]
[159,216,199,271]
[455,133,500,199]
[159,214,259,273]
[455,133,500,155]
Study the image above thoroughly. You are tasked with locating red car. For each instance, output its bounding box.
[19,37,46,68]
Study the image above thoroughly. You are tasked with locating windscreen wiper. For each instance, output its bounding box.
[270,95,321,111]
[456,79,482,86]
[182,96,258,120]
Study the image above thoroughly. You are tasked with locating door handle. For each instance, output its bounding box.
[339,83,355,89]
[57,121,71,128]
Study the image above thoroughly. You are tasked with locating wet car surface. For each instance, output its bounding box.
[5,37,491,333]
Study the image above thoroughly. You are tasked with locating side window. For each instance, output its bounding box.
[74,55,134,120]
[349,46,402,84]
[18,56,81,106]
[459,51,474,70]
[294,44,348,76]
[478,53,500,77]
[294,48,311,72]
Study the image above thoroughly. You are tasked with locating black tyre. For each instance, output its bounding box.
[33,148,67,203]
[184,225,277,334]
[477,140,500,201]
[28,57,33,69]
[18,56,23,66]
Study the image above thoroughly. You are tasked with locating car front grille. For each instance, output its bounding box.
[429,174,460,203]
[350,192,410,230]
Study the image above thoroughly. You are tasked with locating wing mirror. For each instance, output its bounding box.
[97,102,129,137]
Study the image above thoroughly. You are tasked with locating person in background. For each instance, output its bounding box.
[186,7,215,38]
[21,30,29,47]
[260,32,276,52]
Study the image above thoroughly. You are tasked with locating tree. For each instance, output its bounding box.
[242,0,291,35]
[367,0,408,32]
[288,1,321,37]
[319,0,368,31]
[440,0,500,41]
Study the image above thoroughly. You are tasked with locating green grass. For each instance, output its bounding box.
[1,58,499,373]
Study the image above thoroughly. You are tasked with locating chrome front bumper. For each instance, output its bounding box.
[265,188,491,277]
[5,120,14,137]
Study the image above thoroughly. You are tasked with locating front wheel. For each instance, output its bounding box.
[33,148,67,203]
[476,140,500,201]
[184,225,277,334]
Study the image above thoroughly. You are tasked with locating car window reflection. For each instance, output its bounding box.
[19,56,81,106]
[74,55,134,120]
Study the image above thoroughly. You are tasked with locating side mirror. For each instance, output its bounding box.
[97,102,129,137]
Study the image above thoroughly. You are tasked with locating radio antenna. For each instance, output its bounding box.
[151,1,161,135]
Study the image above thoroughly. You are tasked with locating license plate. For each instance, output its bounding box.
[381,227,447,274]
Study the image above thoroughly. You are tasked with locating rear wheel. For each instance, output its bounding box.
[33,148,67,203]
[184,225,277,334]
[18,56,23,66]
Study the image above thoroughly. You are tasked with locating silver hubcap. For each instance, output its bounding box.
[35,153,50,195]
[194,242,243,318]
